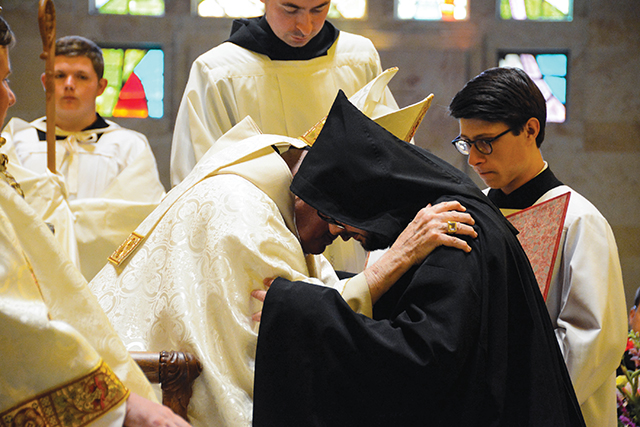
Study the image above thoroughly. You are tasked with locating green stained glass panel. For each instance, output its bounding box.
[123,49,147,83]
[98,49,124,117]
[94,0,164,16]
[498,0,572,21]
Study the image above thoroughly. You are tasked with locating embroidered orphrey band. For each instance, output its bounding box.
[0,359,129,427]
[108,232,144,266]
[0,137,25,197]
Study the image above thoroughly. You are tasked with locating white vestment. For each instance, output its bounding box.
[497,184,627,427]
[169,31,397,273]
[0,179,156,427]
[170,31,396,185]
[90,117,371,427]
[1,117,166,280]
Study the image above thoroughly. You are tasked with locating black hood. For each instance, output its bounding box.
[291,90,500,241]
[227,16,339,61]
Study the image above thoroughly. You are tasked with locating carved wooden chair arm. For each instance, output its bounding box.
[130,351,202,421]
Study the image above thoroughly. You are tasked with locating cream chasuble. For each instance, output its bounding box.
[0,180,157,426]
[90,117,352,427]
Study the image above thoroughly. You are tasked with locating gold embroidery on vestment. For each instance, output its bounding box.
[0,359,129,427]
[0,137,25,197]
[108,232,144,266]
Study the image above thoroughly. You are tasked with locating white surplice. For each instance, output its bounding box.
[169,31,397,274]
[1,117,166,280]
[494,183,627,427]
[170,31,397,185]
[539,186,626,427]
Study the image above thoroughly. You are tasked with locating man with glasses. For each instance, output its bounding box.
[448,66,626,427]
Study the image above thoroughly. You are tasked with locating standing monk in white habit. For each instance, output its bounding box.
[170,0,398,272]
[1,36,165,280]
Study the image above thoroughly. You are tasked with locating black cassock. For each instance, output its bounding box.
[253,92,585,427]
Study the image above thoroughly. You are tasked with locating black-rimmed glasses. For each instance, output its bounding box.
[451,127,513,155]
[317,211,345,230]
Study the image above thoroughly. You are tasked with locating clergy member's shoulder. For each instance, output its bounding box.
[100,119,149,140]
[1,117,38,142]
[95,121,153,154]
[541,185,611,228]
[192,30,378,73]
[332,30,378,56]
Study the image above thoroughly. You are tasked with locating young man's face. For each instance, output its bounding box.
[459,118,538,195]
[262,0,331,48]
[0,46,16,127]
[43,55,107,130]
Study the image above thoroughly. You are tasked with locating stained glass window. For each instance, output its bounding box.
[92,0,164,16]
[499,52,568,123]
[196,0,263,17]
[328,0,366,19]
[96,48,164,119]
[396,0,468,21]
[498,0,572,21]
[196,0,366,19]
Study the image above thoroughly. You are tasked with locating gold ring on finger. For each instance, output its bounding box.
[447,221,457,234]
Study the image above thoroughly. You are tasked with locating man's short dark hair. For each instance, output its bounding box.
[55,36,104,79]
[448,67,547,148]
[0,16,15,48]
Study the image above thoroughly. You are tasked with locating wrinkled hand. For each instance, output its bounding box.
[124,392,191,427]
[251,277,274,322]
[364,201,477,304]
[390,200,477,266]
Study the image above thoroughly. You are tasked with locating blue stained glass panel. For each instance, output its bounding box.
[543,75,566,104]
[134,49,164,119]
[537,54,567,77]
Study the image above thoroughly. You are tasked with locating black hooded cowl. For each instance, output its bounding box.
[226,16,339,61]
[253,91,586,426]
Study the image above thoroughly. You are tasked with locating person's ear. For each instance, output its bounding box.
[524,117,540,145]
[96,78,108,97]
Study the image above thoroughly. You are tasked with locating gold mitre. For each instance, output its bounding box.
[299,67,434,146]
